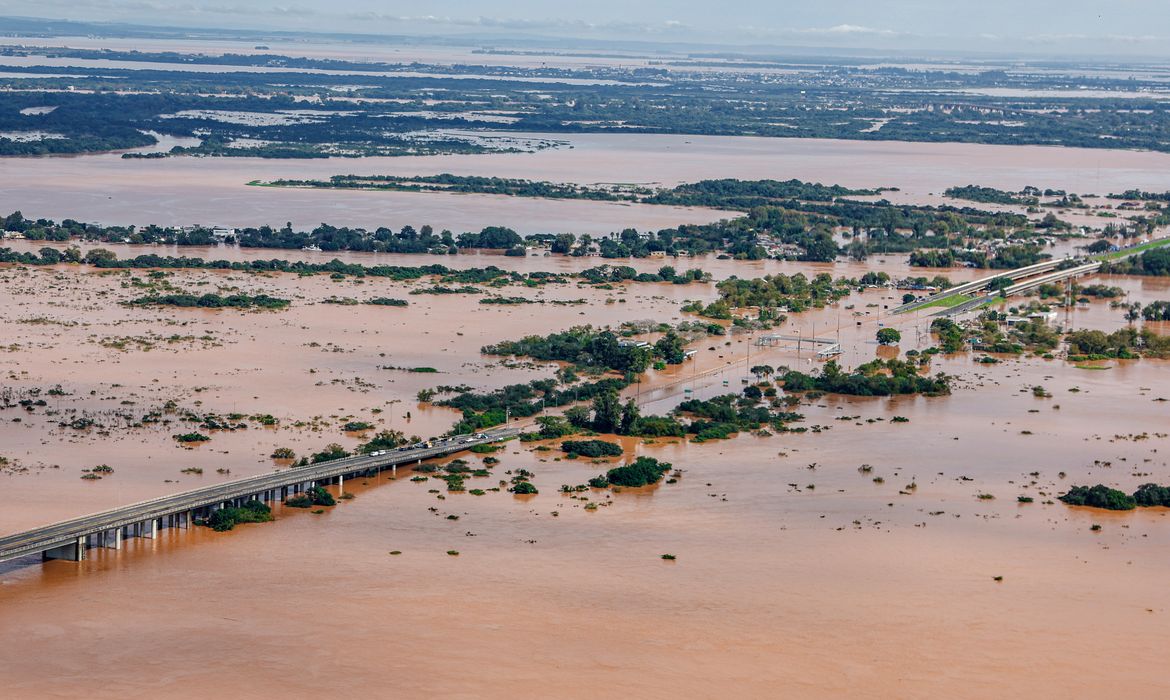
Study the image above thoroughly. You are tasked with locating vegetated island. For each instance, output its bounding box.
[1059,483,1170,511]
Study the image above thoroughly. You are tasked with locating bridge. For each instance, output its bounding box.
[893,257,1075,315]
[931,261,1103,318]
[894,237,1170,318]
[0,428,519,565]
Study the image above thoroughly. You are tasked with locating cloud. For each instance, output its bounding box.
[737,23,906,41]
[807,24,898,36]
[339,13,692,36]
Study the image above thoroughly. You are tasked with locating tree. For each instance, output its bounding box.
[1084,239,1112,254]
[876,328,902,345]
[550,233,575,254]
[310,443,349,464]
[931,318,964,353]
[743,385,763,400]
[655,330,686,364]
[3,210,25,232]
[592,392,622,434]
[619,399,640,435]
[902,293,916,305]
[987,276,1013,293]
[799,231,840,262]
[846,238,868,262]
[359,430,407,453]
[1139,247,1170,275]
[1059,484,1135,511]
[750,364,774,381]
[83,248,118,266]
[564,405,593,429]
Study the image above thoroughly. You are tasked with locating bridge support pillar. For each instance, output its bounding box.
[141,519,157,539]
[338,474,344,493]
[43,537,86,562]
[98,529,122,550]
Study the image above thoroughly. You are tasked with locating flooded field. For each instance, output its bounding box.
[6,38,1170,690]
[1,251,1169,696]
[5,134,1170,234]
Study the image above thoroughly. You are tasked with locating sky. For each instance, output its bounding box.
[6,1,1170,57]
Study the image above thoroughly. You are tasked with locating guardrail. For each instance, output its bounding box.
[0,428,519,563]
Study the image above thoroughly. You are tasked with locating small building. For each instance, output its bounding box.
[1004,311,1056,326]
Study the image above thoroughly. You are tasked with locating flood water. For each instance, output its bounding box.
[1,252,1168,697]
[5,133,1170,235]
[4,79,1170,693]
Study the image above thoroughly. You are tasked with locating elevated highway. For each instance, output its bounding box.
[933,261,1103,318]
[0,428,518,565]
[893,257,1074,315]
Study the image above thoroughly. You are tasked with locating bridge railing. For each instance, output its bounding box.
[0,428,518,560]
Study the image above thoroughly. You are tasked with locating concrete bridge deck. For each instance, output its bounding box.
[0,428,518,564]
[895,237,1170,316]
[933,261,1103,318]
[892,257,1073,315]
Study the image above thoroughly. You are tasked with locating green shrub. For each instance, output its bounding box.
[1059,484,1135,511]
[205,500,273,531]
[284,486,336,508]
[1133,483,1170,507]
[604,457,672,487]
[560,440,623,458]
[173,432,210,443]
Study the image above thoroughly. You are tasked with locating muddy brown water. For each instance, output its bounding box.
[1,255,1169,697]
[4,111,1170,694]
[6,133,1170,234]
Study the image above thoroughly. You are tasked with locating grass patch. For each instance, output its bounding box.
[917,293,976,310]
